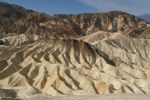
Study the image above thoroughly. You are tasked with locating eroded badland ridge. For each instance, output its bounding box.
[1,2,150,99]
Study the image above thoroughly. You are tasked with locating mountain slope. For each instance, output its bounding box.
[0,2,150,39]
[0,2,50,37]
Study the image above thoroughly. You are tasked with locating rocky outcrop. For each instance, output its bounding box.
[0,2,149,39]
[43,11,147,37]
[0,2,50,36]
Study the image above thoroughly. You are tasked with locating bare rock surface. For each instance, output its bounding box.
[0,34,150,98]
[1,2,150,99]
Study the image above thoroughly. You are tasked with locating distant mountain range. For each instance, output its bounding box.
[0,1,149,38]
[139,14,150,21]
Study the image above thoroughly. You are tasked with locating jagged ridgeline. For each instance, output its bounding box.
[0,2,150,39]
[1,1,150,99]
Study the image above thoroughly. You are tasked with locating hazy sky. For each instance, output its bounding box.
[2,0,150,15]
